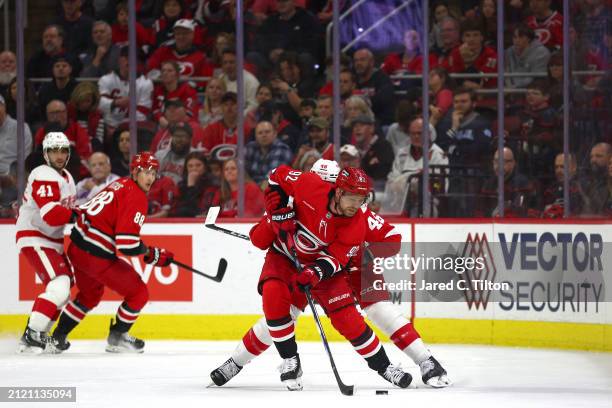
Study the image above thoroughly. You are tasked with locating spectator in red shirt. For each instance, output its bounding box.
[148,175,179,218]
[525,0,563,50]
[112,2,154,50]
[202,92,251,159]
[35,99,92,179]
[146,19,214,87]
[212,157,265,218]
[150,99,206,152]
[67,81,105,152]
[428,67,454,126]
[442,18,498,89]
[382,29,438,77]
[152,60,200,122]
[173,151,219,217]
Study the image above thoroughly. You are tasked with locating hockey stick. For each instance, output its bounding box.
[290,249,354,396]
[172,258,228,283]
[204,207,250,241]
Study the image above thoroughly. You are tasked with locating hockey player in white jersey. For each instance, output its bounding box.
[16,132,77,353]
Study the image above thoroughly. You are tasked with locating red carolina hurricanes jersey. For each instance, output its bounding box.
[146,46,214,80]
[526,12,563,50]
[152,82,200,121]
[71,177,148,259]
[266,165,368,277]
[442,45,498,88]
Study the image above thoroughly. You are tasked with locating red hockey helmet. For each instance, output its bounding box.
[130,151,160,173]
[335,167,371,196]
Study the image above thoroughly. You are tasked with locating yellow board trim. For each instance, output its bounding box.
[1,315,610,352]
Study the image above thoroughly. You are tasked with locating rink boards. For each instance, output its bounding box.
[0,218,610,352]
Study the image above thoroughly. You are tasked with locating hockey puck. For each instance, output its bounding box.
[375,390,388,395]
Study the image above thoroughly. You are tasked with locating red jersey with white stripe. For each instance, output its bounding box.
[16,165,77,253]
[151,82,200,121]
[267,165,367,276]
[70,177,148,259]
[526,11,563,50]
[146,46,214,83]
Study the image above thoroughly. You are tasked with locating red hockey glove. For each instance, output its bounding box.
[295,264,324,292]
[264,186,289,214]
[144,247,174,267]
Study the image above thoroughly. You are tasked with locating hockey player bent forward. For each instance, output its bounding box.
[49,152,174,353]
[237,165,412,390]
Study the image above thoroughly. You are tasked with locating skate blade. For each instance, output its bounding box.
[16,344,44,355]
[206,382,217,388]
[105,345,144,354]
[283,378,303,391]
[425,374,452,388]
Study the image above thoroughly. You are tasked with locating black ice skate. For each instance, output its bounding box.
[17,327,47,354]
[420,356,451,388]
[278,354,303,391]
[210,358,243,386]
[105,330,145,353]
[44,333,71,354]
[378,364,412,388]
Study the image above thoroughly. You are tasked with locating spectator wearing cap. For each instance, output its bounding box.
[111,1,154,49]
[383,117,448,215]
[150,99,206,153]
[251,0,322,70]
[0,94,32,175]
[270,51,321,126]
[505,24,551,89]
[353,48,396,126]
[153,0,210,48]
[352,114,394,187]
[0,51,16,96]
[53,0,94,57]
[75,152,119,205]
[37,54,78,119]
[80,21,121,78]
[292,116,333,168]
[27,25,79,79]
[442,19,498,89]
[339,144,361,169]
[155,122,194,184]
[246,121,293,186]
[146,18,214,87]
[98,47,154,133]
[255,100,302,153]
[152,60,200,122]
[34,99,92,178]
[202,92,252,158]
[218,48,261,114]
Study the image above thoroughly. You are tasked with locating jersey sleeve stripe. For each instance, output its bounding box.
[115,234,140,240]
[74,223,115,254]
[116,241,141,249]
[39,202,60,219]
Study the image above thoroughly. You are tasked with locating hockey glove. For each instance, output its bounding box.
[269,207,297,243]
[295,264,324,291]
[264,185,289,214]
[144,247,174,267]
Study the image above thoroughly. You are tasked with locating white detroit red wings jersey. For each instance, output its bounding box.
[16,165,76,253]
[71,177,148,259]
[98,72,154,128]
[268,165,368,276]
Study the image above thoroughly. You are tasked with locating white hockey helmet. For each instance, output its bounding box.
[42,132,71,167]
[310,159,340,183]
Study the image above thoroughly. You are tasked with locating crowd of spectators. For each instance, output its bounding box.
[0,0,610,219]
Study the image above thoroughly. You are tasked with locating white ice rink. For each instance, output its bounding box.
[1,339,611,408]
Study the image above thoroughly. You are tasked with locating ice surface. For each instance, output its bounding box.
[0,339,611,408]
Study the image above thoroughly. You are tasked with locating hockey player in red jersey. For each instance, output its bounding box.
[48,152,174,353]
[212,164,412,391]
[211,159,451,387]
[16,132,77,353]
